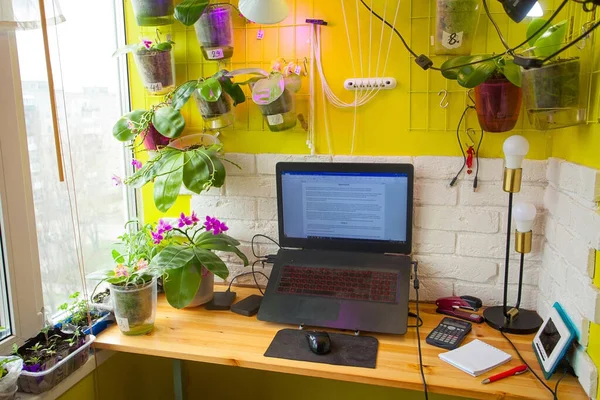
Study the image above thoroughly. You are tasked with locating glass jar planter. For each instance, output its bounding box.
[255,88,297,132]
[110,278,157,336]
[194,5,234,61]
[474,77,522,132]
[193,92,234,130]
[131,0,173,26]
[435,0,481,55]
[133,48,175,95]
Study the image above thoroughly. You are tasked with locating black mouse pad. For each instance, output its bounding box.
[264,329,378,369]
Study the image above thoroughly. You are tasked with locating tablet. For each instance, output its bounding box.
[532,302,577,380]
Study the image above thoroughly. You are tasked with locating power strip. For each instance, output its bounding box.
[344,77,397,91]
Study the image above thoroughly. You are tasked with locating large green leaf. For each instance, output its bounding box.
[502,60,522,87]
[126,147,179,189]
[153,151,184,212]
[197,78,223,102]
[150,245,195,271]
[533,20,567,58]
[196,233,240,247]
[192,247,229,280]
[183,150,210,194]
[174,0,209,26]
[112,110,146,141]
[206,151,226,187]
[457,59,498,88]
[152,107,185,139]
[527,18,549,47]
[440,56,479,80]
[171,80,198,110]
[196,240,249,266]
[219,75,246,106]
[163,260,202,309]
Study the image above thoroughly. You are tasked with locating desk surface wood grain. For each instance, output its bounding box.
[94,287,587,400]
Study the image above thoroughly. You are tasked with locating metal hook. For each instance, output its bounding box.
[577,21,595,49]
[465,128,477,147]
[438,90,449,109]
[302,57,309,76]
[467,89,476,106]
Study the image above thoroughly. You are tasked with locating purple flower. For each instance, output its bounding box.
[111,175,122,186]
[156,219,173,234]
[204,216,228,235]
[142,39,152,50]
[178,212,196,228]
[131,159,142,169]
[150,230,164,245]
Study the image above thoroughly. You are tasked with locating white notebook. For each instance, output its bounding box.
[439,339,512,377]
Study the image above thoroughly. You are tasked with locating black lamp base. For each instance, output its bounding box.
[484,306,543,335]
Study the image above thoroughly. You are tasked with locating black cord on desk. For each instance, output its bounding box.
[227,270,270,293]
[411,261,428,400]
[408,311,424,328]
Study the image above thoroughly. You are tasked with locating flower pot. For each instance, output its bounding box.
[185,268,214,308]
[168,133,221,150]
[193,92,234,130]
[435,0,481,55]
[474,77,522,132]
[256,88,297,132]
[133,48,175,95]
[143,123,170,150]
[522,59,585,130]
[131,0,173,26]
[110,278,157,336]
[194,5,234,61]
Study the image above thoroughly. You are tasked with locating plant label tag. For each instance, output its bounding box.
[257,29,264,40]
[146,82,163,92]
[116,317,130,332]
[442,31,463,49]
[267,114,284,125]
[207,48,224,60]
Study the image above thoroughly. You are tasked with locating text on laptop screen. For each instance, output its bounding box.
[281,171,409,243]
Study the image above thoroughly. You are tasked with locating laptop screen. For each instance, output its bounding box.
[276,163,413,254]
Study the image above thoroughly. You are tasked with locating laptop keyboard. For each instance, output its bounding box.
[276,266,398,303]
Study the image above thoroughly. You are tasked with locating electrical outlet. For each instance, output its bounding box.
[344,77,397,91]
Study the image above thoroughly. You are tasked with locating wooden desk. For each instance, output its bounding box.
[95,287,587,400]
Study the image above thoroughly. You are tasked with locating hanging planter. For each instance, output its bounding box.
[474,76,522,132]
[195,4,235,61]
[435,0,481,56]
[194,92,234,130]
[252,72,298,132]
[131,0,174,26]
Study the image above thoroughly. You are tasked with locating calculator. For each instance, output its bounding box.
[426,317,472,350]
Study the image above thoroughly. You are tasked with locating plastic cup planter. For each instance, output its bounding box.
[522,58,585,130]
[195,5,234,61]
[252,74,297,132]
[474,77,522,133]
[435,0,481,56]
[131,0,173,26]
[193,91,235,130]
[110,277,157,336]
[133,47,176,96]
[187,267,215,308]
[0,357,22,399]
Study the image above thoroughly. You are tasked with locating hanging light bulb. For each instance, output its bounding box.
[526,2,544,18]
[239,0,289,24]
[502,135,529,193]
[514,202,536,254]
[498,0,538,23]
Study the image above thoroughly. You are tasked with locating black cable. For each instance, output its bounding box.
[542,18,600,62]
[482,0,514,54]
[252,260,266,295]
[449,106,475,187]
[227,270,270,293]
[473,130,484,190]
[251,234,281,259]
[407,311,424,328]
[411,261,428,400]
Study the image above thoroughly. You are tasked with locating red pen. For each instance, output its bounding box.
[481,365,528,384]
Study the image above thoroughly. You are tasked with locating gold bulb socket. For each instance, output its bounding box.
[503,168,522,193]
[515,230,533,254]
[506,307,520,323]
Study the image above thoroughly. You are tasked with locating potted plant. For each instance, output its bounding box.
[131,0,173,26]
[435,0,481,56]
[149,213,249,308]
[0,356,22,400]
[114,34,176,96]
[252,70,301,132]
[173,0,234,61]
[56,292,113,336]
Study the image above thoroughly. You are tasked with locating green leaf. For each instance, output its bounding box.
[192,247,229,280]
[197,233,240,247]
[112,43,140,58]
[219,75,246,106]
[163,259,202,309]
[154,151,184,212]
[154,42,173,52]
[126,148,179,189]
[152,107,185,139]
[533,20,568,58]
[197,78,223,102]
[111,249,124,264]
[502,60,522,87]
[440,56,478,80]
[183,150,210,194]
[526,18,549,47]
[171,81,198,110]
[112,110,146,141]
[207,152,226,188]
[196,239,249,266]
[150,245,195,271]
[174,0,210,26]
[457,59,498,88]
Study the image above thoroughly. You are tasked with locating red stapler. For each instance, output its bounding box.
[436,296,484,323]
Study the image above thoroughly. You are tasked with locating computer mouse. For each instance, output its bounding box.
[305,331,331,355]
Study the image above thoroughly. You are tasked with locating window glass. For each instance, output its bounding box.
[0,211,13,340]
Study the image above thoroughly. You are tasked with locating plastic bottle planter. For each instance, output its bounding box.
[435,0,481,55]
[522,59,585,130]
[131,0,173,26]
[110,278,157,336]
[474,77,522,132]
[194,5,234,61]
[193,91,234,130]
[133,48,175,96]
[257,88,297,132]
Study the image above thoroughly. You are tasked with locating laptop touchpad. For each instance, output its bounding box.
[295,299,340,321]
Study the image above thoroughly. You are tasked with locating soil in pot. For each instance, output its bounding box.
[194,92,234,130]
[257,89,297,132]
[435,0,480,55]
[133,48,175,96]
[16,328,82,373]
[131,0,173,26]
[110,278,157,336]
[194,5,234,61]
[522,58,580,110]
[474,76,522,132]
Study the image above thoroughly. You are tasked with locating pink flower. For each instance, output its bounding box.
[131,159,143,169]
[142,39,152,50]
[114,264,129,278]
[177,212,196,228]
[191,211,200,223]
[204,216,228,235]
[135,259,148,271]
[156,219,173,234]
[150,230,163,245]
[111,175,122,186]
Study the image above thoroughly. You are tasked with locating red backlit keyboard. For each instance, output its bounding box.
[276,265,398,303]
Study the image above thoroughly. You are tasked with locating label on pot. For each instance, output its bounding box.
[206,48,224,60]
[442,31,463,49]
[145,82,163,92]
[267,114,284,125]
[116,317,130,332]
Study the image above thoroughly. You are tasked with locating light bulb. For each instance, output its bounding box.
[513,202,536,233]
[239,0,289,24]
[503,135,530,169]
[527,2,544,17]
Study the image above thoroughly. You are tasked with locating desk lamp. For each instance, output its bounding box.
[239,0,288,24]
[483,135,543,334]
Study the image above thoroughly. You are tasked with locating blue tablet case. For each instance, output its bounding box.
[532,302,577,380]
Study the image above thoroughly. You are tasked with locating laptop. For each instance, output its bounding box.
[257,162,414,335]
